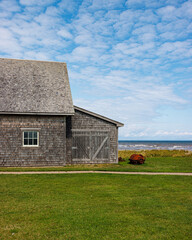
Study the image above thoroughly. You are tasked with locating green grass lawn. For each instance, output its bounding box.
[0,156,192,173]
[0,174,191,239]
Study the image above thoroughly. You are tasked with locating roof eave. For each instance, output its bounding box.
[0,111,75,116]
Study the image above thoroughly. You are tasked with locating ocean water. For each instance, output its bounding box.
[118,141,192,151]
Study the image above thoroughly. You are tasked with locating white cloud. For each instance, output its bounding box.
[0,28,21,54]
[132,24,156,42]
[65,46,102,63]
[155,130,192,136]
[178,0,192,19]
[157,1,192,21]
[58,0,77,13]
[156,9,192,41]
[19,0,55,6]
[0,0,20,12]
[157,40,192,59]
[113,41,155,59]
[138,9,158,23]
[34,12,59,26]
[126,0,145,8]
[71,67,187,123]
[23,51,50,60]
[90,0,124,10]
[45,6,60,16]
[157,5,177,20]
[126,0,163,8]
[57,29,73,39]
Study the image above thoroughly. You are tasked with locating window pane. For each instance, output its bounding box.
[34,139,37,145]
[24,132,28,138]
[29,139,33,145]
[34,132,37,138]
[29,132,32,138]
[24,139,28,145]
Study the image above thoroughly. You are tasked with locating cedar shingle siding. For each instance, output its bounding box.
[0,58,123,167]
[0,115,66,166]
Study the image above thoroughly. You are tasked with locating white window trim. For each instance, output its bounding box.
[22,130,40,147]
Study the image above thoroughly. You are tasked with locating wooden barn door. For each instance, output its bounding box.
[72,130,109,162]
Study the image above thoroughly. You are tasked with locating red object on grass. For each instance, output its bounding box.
[129,154,145,164]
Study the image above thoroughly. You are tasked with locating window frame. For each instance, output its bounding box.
[22,129,40,147]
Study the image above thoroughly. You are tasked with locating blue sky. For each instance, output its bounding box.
[0,0,192,140]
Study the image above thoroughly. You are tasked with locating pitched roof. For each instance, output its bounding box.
[74,105,124,127]
[0,58,74,115]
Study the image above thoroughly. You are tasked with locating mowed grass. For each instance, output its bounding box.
[0,174,192,239]
[0,150,192,173]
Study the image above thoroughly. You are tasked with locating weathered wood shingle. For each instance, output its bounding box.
[0,58,74,115]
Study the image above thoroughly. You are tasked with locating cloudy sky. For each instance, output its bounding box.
[0,0,192,140]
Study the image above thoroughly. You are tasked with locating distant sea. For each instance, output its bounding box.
[118,141,192,151]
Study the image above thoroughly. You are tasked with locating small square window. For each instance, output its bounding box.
[23,131,39,147]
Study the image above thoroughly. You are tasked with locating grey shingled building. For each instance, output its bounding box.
[0,58,123,167]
